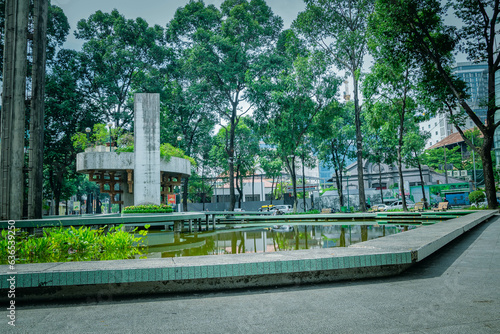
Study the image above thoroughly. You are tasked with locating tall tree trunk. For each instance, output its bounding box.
[28,0,48,219]
[335,170,344,207]
[397,154,406,211]
[302,155,306,212]
[398,143,407,211]
[228,106,237,211]
[287,157,298,212]
[443,147,448,184]
[332,145,344,207]
[353,75,366,212]
[378,162,383,204]
[480,137,497,209]
[417,158,428,209]
[252,172,255,201]
[270,175,275,204]
[399,76,408,212]
[54,191,61,216]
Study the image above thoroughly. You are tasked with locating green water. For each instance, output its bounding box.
[138,223,418,258]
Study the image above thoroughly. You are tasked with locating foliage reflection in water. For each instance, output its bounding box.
[138,223,418,259]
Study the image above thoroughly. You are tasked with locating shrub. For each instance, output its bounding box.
[160,143,196,166]
[123,204,174,214]
[0,224,149,264]
[469,190,486,205]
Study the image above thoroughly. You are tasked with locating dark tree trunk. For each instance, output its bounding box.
[378,163,383,204]
[28,0,48,219]
[417,159,428,209]
[353,75,366,212]
[480,136,498,209]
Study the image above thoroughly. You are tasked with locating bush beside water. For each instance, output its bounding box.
[0,225,149,264]
[469,190,486,205]
[123,204,174,214]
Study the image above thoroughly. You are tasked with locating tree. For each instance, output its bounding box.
[167,0,283,211]
[294,0,374,212]
[44,49,99,215]
[402,127,431,208]
[311,101,355,207]
[251,31,340,211]
[75,9,167,128]
[372,0,498,209]
[259,149,283,203]
[160,56,217,211]
[363,72,421,212]
[423,146,463,172]
[363,110,397,205]
[210,117,260,208]
[365,7,433,211]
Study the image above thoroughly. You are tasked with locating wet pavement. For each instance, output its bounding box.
[4,214,500,333]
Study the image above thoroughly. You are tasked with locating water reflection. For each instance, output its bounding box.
[141,224,418,259]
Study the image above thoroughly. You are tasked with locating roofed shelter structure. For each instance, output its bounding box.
[76,94,191,209]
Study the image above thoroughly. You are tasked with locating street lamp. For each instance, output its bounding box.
[177,135,182,148]
[85,127,91,147]
[107,122,113,150]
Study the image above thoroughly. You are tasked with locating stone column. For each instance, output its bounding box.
[0,0,29,220]
[134,93,160,205]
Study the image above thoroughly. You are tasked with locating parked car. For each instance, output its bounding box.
[259,205,275,212]
[377,204,389,211]
[389,200,415,210]
[271,205,293,214]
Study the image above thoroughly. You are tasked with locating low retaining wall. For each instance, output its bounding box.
[1,210,496,302]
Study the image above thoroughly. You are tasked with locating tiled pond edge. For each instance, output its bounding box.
[1,210,496,301]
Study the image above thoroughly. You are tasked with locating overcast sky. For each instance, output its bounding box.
[52,0,306,50]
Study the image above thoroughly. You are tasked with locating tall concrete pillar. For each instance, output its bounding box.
[0,0,29,220]
[28,0,49,219]
[134,93,160,205]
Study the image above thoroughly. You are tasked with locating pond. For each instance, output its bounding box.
[138,223,419,259]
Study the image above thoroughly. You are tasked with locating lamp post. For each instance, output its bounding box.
[85,127,91,148]
[177,135,182,148]
[107,122,113,150]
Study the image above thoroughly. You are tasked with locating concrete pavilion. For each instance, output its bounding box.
[76,94,191,208]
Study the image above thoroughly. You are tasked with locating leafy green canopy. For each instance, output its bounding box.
[372,0,499,209]
[166,0,283,210]
[75,9,167,127]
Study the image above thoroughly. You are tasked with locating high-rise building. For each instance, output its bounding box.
[420,62,488,148]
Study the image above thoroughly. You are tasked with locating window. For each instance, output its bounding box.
[436,131,438,135]
[428,124,431,128]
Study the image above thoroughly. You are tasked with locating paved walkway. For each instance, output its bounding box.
[5,215,500,333]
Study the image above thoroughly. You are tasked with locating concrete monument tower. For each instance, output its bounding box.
[134,93,161,205]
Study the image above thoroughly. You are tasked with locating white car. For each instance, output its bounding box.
[271,205,293,214]
[377,204,389,211]
[390,200,415,210]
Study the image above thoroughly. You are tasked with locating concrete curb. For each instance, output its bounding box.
[1,210,496,302]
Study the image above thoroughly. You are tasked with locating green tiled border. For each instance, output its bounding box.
[1,251,413,289]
